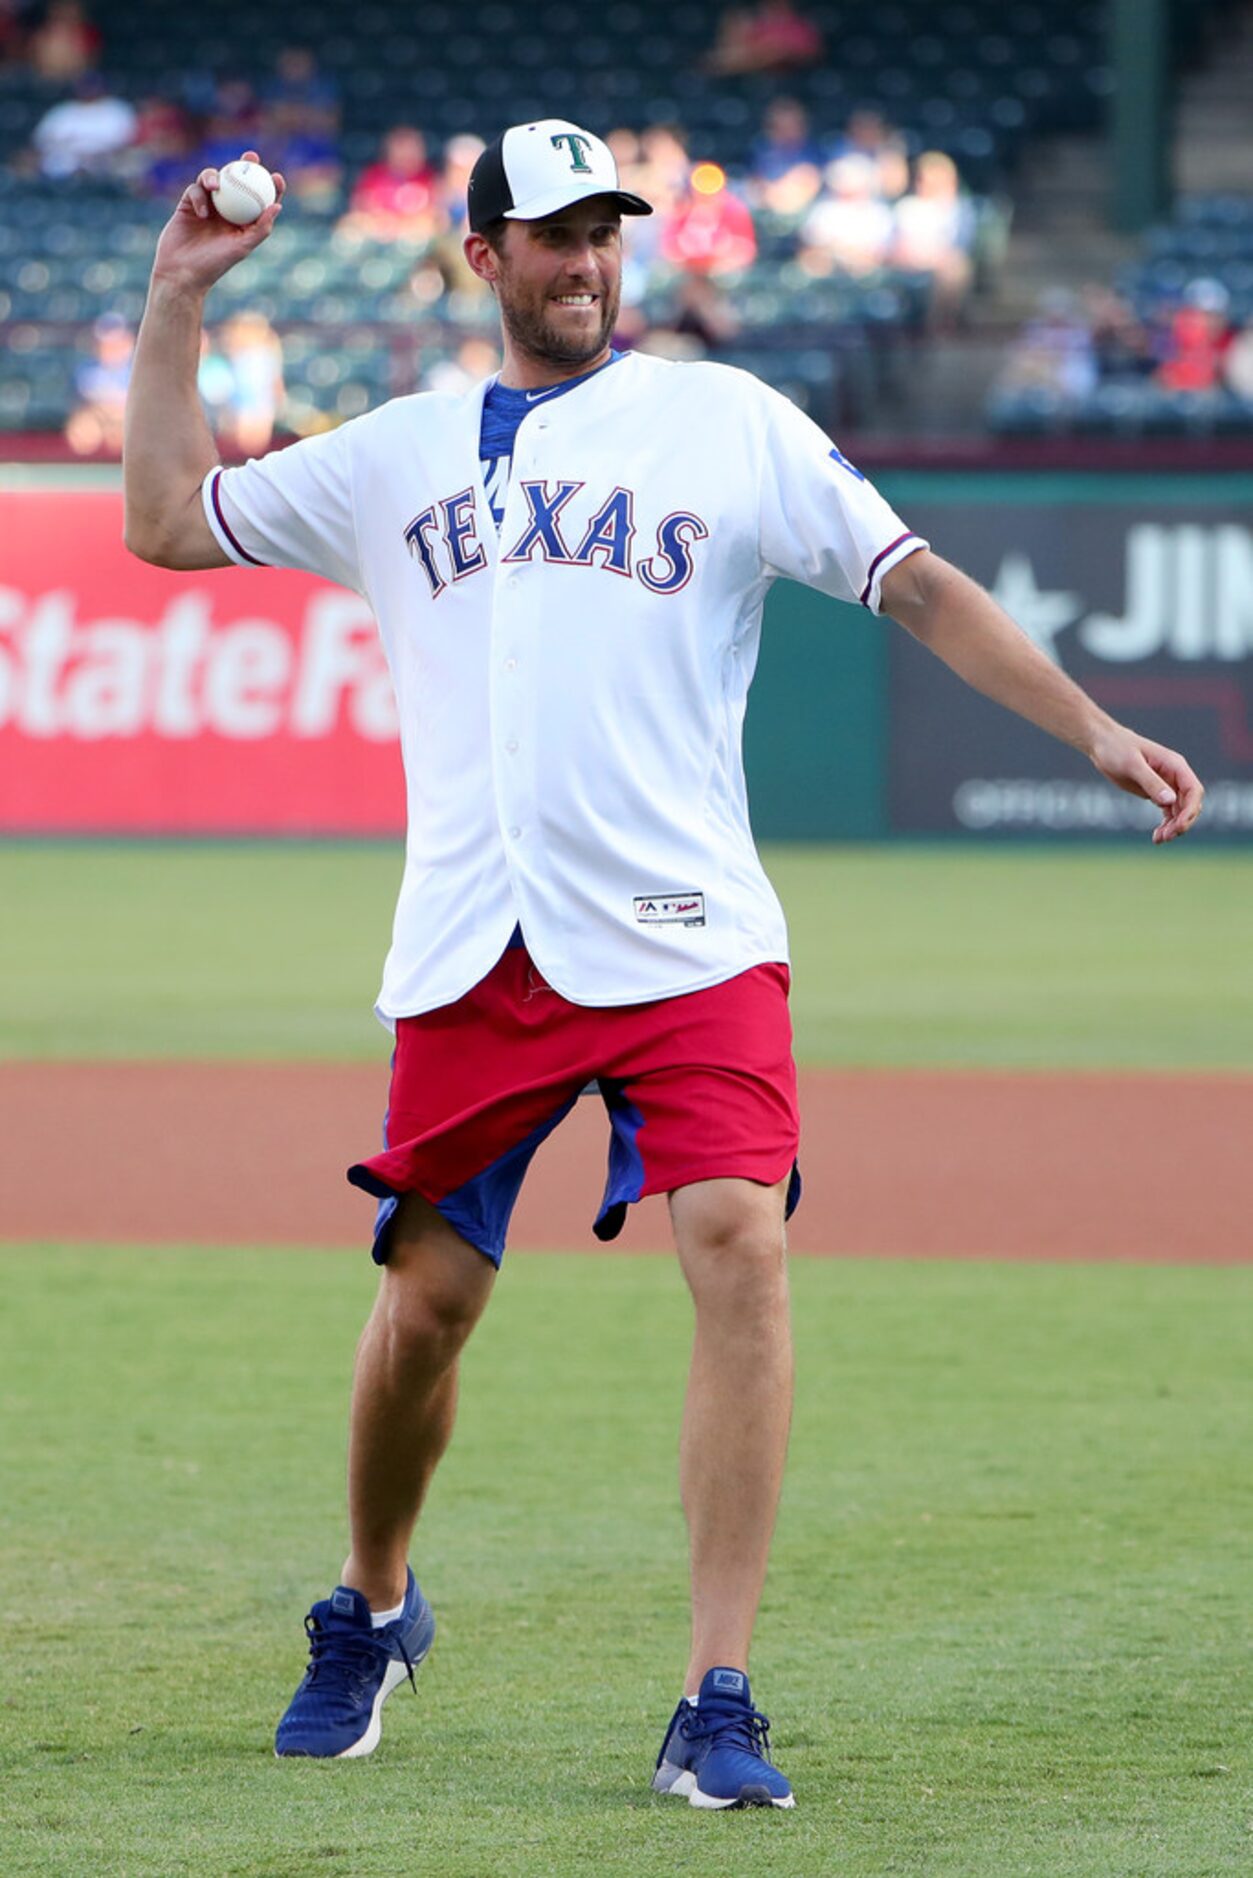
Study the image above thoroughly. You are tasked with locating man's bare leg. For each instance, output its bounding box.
[340,1193,496,1611]
[669,1175,793,1695]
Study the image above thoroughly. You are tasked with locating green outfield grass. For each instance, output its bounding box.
[1,1246,1249,1877]
[1,841,1250,1069]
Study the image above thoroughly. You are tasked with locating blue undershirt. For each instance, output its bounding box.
[479,349,624,529]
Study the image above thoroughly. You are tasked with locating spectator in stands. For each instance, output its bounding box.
[423,133,488,297]
[892,150,976,322]
[218,311,285,458]
[1222,314,1253,404]
[128,93,194,199]
[747,97,822,215]
[263,122,341,212]
[1085,286,1154,384]
[660,162,757,277]
[64,310,132,455]
[419,336,500,396]
[28,0,99,82]
[261,46,342,212]
[606,127,646,194]
[669,271,741,351]
[827,107,903,169]
[638,123,691,212]
[997,288,1097,405]
[263,46,340,137]
[193,79,264,176]
[0,0,31,67]
[798,153,894,277]
[704,0,822,75]
[197,329,235,427]
[439,132,486,235]
[31,71,136,179]
[1156,277,1233,393]
[339,127,442,244]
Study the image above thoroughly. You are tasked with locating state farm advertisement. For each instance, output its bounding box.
[0,489,404,833]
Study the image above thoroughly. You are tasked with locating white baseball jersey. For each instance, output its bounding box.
[203,351,926,1021]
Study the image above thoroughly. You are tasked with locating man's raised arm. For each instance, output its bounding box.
[879,547,1204,845]
[123,152,285,569]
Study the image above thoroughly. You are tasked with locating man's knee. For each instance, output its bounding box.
[374,1196,495,1369]
[671,1178,789,1306]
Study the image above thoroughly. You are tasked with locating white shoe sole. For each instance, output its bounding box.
[335,1657,412,1759]
[275,1653,418,1761]
[653,1760,795,1809]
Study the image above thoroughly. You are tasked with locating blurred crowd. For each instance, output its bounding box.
[10,32,981,312]
[64,305,285,455]
[4,0,1003,452]
[998,277,1253,409]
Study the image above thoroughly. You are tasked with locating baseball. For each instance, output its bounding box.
[213,158,277,226]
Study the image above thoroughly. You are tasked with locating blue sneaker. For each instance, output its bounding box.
[274,1569,435,1759]
[652,1666,795,1809]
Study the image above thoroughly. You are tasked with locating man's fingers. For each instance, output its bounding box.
[181,175,217,220]
[1143,750,1204,843]
[1094,731,1205,844]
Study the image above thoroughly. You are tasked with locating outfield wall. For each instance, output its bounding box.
[2,473,1251,839]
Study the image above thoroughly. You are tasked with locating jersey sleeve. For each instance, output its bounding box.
[201,422,364,596]
[756,384,927,614]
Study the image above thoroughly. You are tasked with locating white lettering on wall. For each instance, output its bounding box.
[989,524,1253,666]
[0,588,398,742]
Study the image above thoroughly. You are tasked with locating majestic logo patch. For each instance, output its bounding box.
[633,892,706,928]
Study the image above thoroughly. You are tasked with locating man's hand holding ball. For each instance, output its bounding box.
[151,150,284,295]
[212,156,278,226]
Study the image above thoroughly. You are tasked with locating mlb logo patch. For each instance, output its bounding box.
[633,891,706,928]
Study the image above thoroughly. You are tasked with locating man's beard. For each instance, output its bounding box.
[497,279,619,367]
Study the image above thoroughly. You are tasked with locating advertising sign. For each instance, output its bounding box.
[885,477,1253,838]
[0,489,404,833]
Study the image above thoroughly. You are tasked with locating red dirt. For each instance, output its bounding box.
[1,1061,1248,1262]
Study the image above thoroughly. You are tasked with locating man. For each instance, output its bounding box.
[122,120,1203,1810]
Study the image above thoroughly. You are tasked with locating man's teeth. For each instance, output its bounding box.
[554,294,595,304]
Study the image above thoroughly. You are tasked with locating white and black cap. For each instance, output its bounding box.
[467,119,652,232]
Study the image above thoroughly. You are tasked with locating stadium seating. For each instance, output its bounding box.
[989,191,1253,436]
[0,0,1241,440]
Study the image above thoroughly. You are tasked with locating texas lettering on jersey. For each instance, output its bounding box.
[404,480,709,599]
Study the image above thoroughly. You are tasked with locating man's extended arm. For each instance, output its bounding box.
[123,152,285,569]
[879,548,1204,844]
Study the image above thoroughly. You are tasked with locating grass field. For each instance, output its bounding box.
[3,842,1250,1875]
[2,841,1251,1067]
[2,1247,1250,1878]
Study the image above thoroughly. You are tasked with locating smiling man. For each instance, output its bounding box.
[123,118,1202,1811]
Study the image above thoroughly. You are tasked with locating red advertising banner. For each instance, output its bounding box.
[0,488,404,833]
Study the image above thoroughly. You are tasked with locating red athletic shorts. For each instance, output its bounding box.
[348,943,801,1266]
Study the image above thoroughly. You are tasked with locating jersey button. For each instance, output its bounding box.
[507,825,522,840]
[505,740,519,754]
[503,657,518,671]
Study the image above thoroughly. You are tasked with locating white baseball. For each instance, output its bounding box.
[213,158,277,226]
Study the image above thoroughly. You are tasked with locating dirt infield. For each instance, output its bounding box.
[1,1061,1248,1261]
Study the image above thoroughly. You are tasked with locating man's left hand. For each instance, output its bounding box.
[1087,726,1205,844]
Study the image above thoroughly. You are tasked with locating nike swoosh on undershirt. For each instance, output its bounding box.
[525,384,567,402]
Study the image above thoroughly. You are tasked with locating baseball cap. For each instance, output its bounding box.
[467,119,652,232]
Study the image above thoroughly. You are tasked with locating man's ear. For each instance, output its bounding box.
[464,232,499,286]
